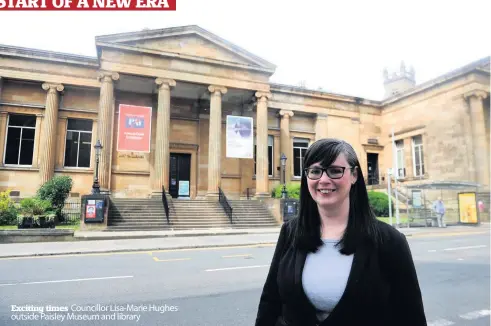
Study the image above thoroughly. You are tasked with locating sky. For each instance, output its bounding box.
[0,0,489,101]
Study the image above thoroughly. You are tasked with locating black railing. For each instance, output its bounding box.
[162,186,170,224]
[218,187,233,223]
[60,201,82,225]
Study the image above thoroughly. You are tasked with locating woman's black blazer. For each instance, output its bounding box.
[255,219,427,326]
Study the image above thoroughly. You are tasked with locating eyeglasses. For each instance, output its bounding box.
[304,166,353,180]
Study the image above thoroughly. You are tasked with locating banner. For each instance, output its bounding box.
[0,0,176,10]
[226,115,253,159]
[458,192,478,224]
[117,104,152,153]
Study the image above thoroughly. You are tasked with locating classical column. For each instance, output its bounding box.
[154,78,176,193]
[465,90,489,187]
[97,72,119,192]
[32,114,43,168]
[255,91,272,197]
[279,110,294,183]
[0,76,3,100]
[315,113,328,140]
[206,85,227,196]
[39,83,64,185]
[0,111,7,166]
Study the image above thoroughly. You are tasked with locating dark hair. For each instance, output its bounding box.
[291,138,381,255]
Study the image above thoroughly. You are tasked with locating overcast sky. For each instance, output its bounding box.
[0,0,489,100]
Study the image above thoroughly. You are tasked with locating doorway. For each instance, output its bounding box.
[367,153,380,185]
[169,153,191,199]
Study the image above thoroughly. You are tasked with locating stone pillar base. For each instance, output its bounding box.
[206,193,219,200]
[254,192,271,199]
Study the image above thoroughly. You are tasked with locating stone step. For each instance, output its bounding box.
[108,223,171,228]
[109,213,168,217]
[109,219,275,225]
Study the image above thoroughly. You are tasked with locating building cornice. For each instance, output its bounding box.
[270,83,383,107]
[0,44,99,67]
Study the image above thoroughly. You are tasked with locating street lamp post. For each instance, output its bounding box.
[280,153,287,199]
[91,140,103,194]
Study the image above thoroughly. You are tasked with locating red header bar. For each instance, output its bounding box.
[0,0,175,10]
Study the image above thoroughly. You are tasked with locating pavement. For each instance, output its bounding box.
[1,223,488,259]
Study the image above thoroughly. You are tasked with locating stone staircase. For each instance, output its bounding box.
[107,197,171,231]
[107,197,278,231]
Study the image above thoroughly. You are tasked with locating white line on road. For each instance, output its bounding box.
[459,309,491,320]
[0,276,133,287]
[443,245,487,251]
[427,319,455,326]
[205,265,269,272]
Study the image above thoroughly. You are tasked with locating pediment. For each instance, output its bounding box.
[95,25,276,73]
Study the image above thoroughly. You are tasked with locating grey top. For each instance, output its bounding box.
[302,239,354,322]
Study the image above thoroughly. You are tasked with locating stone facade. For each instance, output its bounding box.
[0,26,489,204]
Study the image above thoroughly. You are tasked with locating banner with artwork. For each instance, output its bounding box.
[458,192,478,224]
[226,115,253,159]
[117,104,152,153]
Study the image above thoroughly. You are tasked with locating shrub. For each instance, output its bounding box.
[272,183,301,199]
[19,197,53,217]
[367,191,393,217]
[37,176,73,221]
[0,190,18,225]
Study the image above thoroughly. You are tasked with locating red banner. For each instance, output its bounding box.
[117,104,152,153]
[0,0,176,10]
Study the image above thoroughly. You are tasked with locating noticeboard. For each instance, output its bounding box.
[458,192,479,224]
[282,199,299,222]
[83,195,106,223]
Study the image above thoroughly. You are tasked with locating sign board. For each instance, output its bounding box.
[117,104,152,153]
[458,192,479,224]
[178,181,190,197]
[412,190,422,208]
[226,115,253,159]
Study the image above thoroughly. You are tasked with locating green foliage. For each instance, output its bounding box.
[19,197,53,216]
[367,191,394,217]
[0,190,18,225]
[272,183,301,199]
[37,176,73,219]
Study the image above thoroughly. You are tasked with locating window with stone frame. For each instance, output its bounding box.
[4,114,36,165]
[253,135,274,177]
[64,119,93,168]
[412,135,425,177]
[396,139,405,178]
[293,138,309,177]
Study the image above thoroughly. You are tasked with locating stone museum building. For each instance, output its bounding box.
[0,25,489,223]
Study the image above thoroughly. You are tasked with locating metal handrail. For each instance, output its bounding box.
[218,187,233,223]
[162,186,170,224]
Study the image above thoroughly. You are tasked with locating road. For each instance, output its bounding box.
[0,229,489,326]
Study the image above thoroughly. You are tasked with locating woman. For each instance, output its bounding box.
[255,138,426,326]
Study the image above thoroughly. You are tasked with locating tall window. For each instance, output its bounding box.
[4,114,36,165]
[254,135,274,177]
[64,119,93,168]
[412,135,425,177]
[396,139,405,178]
[293,138,309,177]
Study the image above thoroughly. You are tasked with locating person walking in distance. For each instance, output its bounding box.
[255,138,427,326]
[432,197,446,228]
